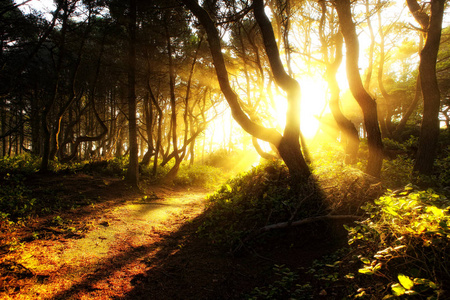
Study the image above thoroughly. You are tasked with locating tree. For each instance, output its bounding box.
[407,0,446,175]
[333,0,384,178]
[181,0,310,184]
[126,0,139,186]
[318,0,359,164]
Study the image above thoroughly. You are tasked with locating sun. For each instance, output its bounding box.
[274,76,328,139]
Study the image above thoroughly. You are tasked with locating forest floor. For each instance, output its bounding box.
[0,173,350,299]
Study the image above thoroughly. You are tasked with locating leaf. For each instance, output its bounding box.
[360,257,371,265]
[345,273,355,279]
[382,206,400,217]
[373,263,382,272]
[426,206,444,217]
[358,268,374,275]
[391,283,406,296]
[414,278,438,289]
[398,274,414,290]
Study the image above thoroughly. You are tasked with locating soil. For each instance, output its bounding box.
[0,173,350,300]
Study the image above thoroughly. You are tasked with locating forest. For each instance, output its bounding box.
[0,0,450,298]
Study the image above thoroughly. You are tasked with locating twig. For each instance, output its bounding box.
[259,215,361,233]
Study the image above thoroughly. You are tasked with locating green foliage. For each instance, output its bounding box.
[49,160,85,173]
[197,160,306,249]
[245,265,312,300]
[81,156,128,176]
[435,153,450,189]
[381,155,414,188]
[310,143,385,213]
[105,156,129,176]
[173,163,224,188]
[239,186,450,299]
[0,173,35,222]
[0,153,41,174]
[344,188,449,298]
[204,148,243,171]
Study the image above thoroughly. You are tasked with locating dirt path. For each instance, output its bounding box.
[1,187,210,300]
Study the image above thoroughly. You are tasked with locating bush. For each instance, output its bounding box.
[0,173,34,222]
[204,148,251,172]
[173,163,224,188]
[343,188,449,298]
[197,159,322,250]
[243,188,450,299]
[0,153,41,174]
[381,155,414,189]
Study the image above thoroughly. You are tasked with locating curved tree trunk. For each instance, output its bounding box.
[334,0,383,178]
[141,93,154,166]
[394,73,422,135]
[254,0,311,181]
[40,0,72,172]
[181,0,311,183]
[413,0,445,175]
[326,34,360,164]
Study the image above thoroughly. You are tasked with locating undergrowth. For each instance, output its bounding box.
[0,154,225,224]
[197,159,325,251]
[243,187,450,299]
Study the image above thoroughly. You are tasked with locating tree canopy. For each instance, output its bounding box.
[1,0,449,184]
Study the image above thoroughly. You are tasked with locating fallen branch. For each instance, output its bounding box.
[233,214,362,254]
[258,215,361,233]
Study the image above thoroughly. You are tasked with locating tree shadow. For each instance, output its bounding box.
[12,167,382,299]
[119,172,364,299]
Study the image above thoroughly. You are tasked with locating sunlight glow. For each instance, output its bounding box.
[274,77,328,139]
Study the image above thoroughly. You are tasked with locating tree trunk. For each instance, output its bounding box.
[147,84,162,176]
[326,35,360,164]
[1,100,6,156]
[126,0,139,187]
[363,0,375,91]
[40,0,72,171]
[141,93,154,165]
[413,0,445,175]
[334,0,383,178]
[182,0,311,183]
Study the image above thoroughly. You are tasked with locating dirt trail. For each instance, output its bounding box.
[2,188,210,300]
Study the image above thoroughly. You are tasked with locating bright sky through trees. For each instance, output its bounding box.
[16,0,55,17]
[12,0,449,165]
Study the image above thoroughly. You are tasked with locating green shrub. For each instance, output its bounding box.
[105,156,129,176]
[0,173,34,222]
[245,265,312,300]
[381,155,414,189]
[436,153,450,189]
[0,153,41,174]
[344,188,449,298]
[173,163,224,188]
[197,159,322,250]
[243,188,450,299]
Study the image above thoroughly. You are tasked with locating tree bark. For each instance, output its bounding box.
[318,0,359,164]
[363,0,375,91]
[334,0,383,178]
[326,34,360,164]
[126,0,139,187]
[40,0,73,172]
[413,0,445,175]
[181,0,311,183]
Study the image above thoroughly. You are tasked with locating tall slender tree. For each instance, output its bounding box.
[334,0,384,178]
[126,0,139,186]
[407,0,446,175]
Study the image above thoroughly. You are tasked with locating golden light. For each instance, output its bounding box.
[274,76,329,139]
